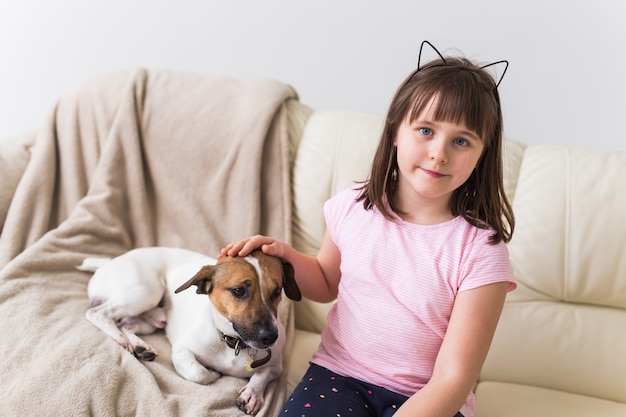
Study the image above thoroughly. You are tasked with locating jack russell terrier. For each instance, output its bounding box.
[80,247,301,415]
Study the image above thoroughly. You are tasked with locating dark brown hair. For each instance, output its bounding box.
[357,57,514,243]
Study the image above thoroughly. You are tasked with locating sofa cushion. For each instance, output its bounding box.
[475,381,626,417]
[508,144,626,308]
[286,329,321,393]
[481,300,626,402]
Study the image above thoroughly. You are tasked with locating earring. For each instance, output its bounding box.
[392,168,398,182]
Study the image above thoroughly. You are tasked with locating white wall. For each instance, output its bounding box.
[1,0,625,151]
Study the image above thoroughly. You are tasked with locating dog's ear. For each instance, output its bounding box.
[174,265,214,295]
[281,261,301,301]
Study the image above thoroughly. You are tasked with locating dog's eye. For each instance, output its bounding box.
[231,287,247,298]
[272,287,282,299]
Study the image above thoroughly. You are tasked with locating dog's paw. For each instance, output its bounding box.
[133,345,158,361]
[121,332,159,361]
[236,385,264,415]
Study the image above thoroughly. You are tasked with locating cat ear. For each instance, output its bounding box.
[417,40,447,70]
[481,60,509,88]
[417,40,510,90]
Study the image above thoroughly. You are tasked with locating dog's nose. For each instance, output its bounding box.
[258,327,278,346]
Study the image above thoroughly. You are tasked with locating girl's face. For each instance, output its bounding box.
[393,104,484,223]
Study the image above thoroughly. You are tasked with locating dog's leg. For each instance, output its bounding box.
[85,301,133,349]
[237,352,282,415]
[118,316,160,361]
[236,364,282,415]
[85,300,160,360]
[171,345,221,385]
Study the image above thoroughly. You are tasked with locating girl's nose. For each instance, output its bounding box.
[429,139,448,164]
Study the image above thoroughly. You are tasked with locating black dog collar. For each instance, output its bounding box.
[219,331,272,369]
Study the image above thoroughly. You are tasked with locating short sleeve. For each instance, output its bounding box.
[323,187,361,247]
[458,232,517,293]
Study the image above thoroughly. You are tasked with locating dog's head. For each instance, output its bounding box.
[174,250,301,349]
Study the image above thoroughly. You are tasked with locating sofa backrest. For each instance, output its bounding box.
[480,144,626,404]
[288,103,626,404]
[289,108,382,332]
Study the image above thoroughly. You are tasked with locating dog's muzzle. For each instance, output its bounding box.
[219,332,272,369]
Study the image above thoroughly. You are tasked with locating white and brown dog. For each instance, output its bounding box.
[80,247,301,415]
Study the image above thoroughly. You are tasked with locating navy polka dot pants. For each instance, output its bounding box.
[282,363,464,417]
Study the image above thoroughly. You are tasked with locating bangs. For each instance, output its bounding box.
[406,66,498,143]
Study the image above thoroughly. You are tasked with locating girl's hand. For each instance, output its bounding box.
[223,230,342,303]
[220,235,285,258]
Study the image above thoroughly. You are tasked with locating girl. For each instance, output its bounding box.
[222,42,516,417]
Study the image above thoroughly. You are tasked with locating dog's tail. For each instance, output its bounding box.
[76,257,112,272]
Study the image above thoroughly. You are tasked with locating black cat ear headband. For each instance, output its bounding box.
[415,40,509,88]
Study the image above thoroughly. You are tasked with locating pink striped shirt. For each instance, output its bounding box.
[311,186,516,417]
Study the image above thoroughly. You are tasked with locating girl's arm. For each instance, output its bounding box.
[221,231,341,303]
[394,281,508,417]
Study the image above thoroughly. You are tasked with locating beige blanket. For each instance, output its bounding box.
[0,68,298,416]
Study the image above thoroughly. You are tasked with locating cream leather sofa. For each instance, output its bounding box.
[284,101,626,416]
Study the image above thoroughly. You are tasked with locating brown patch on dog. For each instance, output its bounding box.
[175,250,300,348]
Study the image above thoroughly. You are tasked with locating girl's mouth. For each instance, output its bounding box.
[421,168,446,178]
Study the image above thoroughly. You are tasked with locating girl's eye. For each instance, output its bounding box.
[453,138,469,147]
[418,127,433,136]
